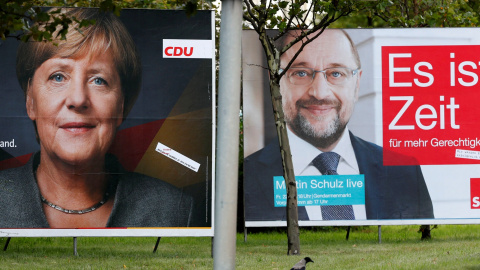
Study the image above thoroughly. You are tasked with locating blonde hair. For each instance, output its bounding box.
[16,8,142,118]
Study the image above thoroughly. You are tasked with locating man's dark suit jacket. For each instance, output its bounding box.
[244,132,434,221]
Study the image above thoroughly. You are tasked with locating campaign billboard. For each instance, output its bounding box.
[243,28,480,227]
[0,8,215,237]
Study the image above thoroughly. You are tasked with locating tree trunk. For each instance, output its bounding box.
[268,78,300,255]
[254,27,300,255]
[420,225,432,240]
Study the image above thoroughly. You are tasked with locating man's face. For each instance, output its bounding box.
[280,30,361,151]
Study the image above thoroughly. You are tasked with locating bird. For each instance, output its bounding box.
[290,256,314,270]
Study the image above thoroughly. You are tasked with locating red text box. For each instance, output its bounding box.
[382,46,480,165]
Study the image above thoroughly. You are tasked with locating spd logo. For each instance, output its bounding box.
[163,39,213,59]
[470,178,480,208]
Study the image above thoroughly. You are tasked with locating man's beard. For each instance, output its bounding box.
[285,98,347,150]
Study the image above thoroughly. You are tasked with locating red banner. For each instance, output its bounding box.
[471,178,480,209]
[382,45,480,165]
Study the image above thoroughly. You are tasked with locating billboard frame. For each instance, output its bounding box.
[0,8,216,238]
[242,28,480,229]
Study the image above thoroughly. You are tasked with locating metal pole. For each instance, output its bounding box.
[378,225,382,244]
[244,227,247,243]
[213,0,243,269]
[211,237,214,258]
[346,226,351,240]
[153,237,161,253]
[3,237,11,251]
[73,237,78,256]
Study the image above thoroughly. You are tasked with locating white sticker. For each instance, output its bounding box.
[155,142,201,172]
[455,149,480,160]
[163,39,213,59]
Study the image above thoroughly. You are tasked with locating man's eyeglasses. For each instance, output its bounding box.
[280,67,360,86]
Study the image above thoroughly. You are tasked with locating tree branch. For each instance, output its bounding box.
[243,0,260,31]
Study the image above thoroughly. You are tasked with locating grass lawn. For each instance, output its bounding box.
[1,225,480,269]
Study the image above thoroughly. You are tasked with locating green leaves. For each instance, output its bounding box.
[0,1,90,41]
[326,0,480,28]
[278,1,288,9]
[1,0,214,42]
[99,0,121,16]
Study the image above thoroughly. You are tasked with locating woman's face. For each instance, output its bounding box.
[26,50,124,167]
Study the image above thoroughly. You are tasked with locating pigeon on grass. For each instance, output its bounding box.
[290,256,314,270]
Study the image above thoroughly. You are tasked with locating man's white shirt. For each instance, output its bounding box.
[287,127,367,220]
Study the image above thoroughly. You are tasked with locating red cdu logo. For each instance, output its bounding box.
[164,47,194,57]
[470,178,480,208]
[163,39,213,59]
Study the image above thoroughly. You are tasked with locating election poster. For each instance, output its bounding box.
[0,9,215,237]
[243,28,480,227]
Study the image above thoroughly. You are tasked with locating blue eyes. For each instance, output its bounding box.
[290,69,346,79]
[284,67,358,86]
[50,74,65,82]
[295,71,309,78]
[331,72,342,78]
[93,77,107,85]
[49,74,107,86]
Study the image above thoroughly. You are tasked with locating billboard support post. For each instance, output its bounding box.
[3,237,11,251]
[73,237,78,256]
[378,226,382,244]
[213,0,243,269]
[153,237,161,253]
